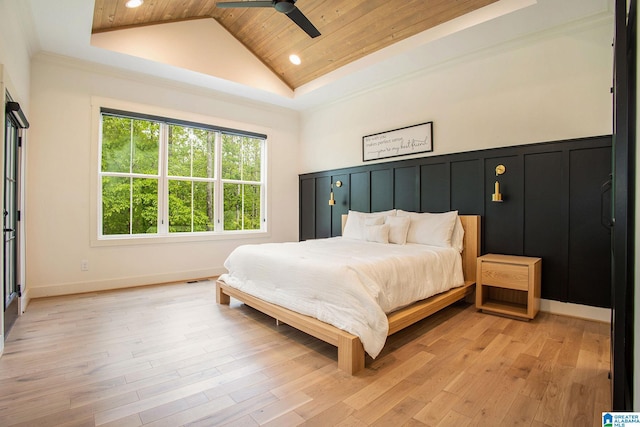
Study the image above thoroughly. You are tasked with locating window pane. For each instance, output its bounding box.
[101,116,132,173]
[169,180,215,232]
[131,178,158,234]
[221,134,262,181]
[102,116,159,174]
[168,125,215,178]
[132,120,160,175]
[167,125,192,177]
[102,176,131,235]
[224,183,261,230]
[193,181,215,232]
[168,180,192,232]
[192,129,215,179]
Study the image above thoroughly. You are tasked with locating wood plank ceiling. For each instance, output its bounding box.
[92,0,499,90]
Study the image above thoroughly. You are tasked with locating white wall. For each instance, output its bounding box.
[25,54,300,298]
[299,18,613,173]
[0,0,32,107]
[90,18,293,99]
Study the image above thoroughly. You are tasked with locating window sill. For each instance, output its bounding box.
[90,230,270,247]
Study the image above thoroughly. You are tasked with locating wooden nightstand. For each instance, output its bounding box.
[476,254,541,320]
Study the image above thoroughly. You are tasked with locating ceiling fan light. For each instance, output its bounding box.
[125,0,144,8]
[289,54,301,65]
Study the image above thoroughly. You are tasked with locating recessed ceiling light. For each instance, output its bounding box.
[289,54,301,65]
[125,0,143,8]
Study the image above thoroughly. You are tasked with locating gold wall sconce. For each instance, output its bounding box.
[492,165,505,202]
[329,180,342,205]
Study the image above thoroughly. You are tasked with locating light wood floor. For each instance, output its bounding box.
[0,280,611,426]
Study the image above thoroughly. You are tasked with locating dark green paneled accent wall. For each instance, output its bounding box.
[299,135,612,308]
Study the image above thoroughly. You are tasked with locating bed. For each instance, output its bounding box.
[216,211,480,374]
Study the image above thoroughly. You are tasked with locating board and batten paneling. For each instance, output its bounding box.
[299,135,612,308]
[568,146,612,306]
[420,163,450,212]
[484,155,523,256]
[371,169,394,212]
[450,159,483,215]
[331,173,349,237]
[350,171,371,213]
[523,151,569,302]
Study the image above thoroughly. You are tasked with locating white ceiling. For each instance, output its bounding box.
[19,0,612,111]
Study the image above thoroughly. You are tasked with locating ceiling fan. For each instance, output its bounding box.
[216,0,321,38]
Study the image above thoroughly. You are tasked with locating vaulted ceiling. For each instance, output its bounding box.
[91,0,499,90]
[18,0,611,110]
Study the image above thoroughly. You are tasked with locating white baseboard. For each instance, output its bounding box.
[26,267,226,299]
[19,287,31,314]
[540,298,611,323]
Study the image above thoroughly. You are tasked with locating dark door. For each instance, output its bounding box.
[3,103,21,338]
[611,0,635,410]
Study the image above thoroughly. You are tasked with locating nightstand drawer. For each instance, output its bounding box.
[480,262,529,291]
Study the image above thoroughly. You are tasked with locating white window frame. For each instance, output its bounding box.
[90,98,270,247]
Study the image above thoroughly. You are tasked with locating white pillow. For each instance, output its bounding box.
[397,210,458,247]
[451,215,464,253]
[365,224,390,243]
[364,216,384,226]
[342,209,396,240]
[385,215,410,245]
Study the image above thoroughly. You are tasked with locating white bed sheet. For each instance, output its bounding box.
[219,237,464,358]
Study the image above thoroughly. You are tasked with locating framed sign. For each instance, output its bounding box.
[362,121,433,162]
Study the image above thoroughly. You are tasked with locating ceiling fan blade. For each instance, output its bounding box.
[285,6,321,38]
[216,1,273,8]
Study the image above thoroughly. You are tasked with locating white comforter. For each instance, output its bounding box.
[219,237,464,358]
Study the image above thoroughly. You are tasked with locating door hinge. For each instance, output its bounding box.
[17,210,21,221]
[17,284,22,298]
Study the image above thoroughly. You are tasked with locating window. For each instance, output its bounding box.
[99,109,266,238]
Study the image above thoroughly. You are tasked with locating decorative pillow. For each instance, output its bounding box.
[385,215,410,245]
[342,209,396,240]
[365,224,390,244]
[451,215,464,253]
[397,210,458,247]
[364,216,384,226]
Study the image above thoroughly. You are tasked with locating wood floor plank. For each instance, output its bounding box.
[369,396,424,427]
[0,281,611,427]
[344,352,434,410]
[351,379,418,425]
[178,392,277,427]
[435,409,472,426]
[413,391,461,425]
[502,392,541,426]
[469,371,525,426]
[303,401,357,426]
[249,391,312,425]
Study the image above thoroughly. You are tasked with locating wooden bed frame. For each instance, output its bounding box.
[216,215,481,375]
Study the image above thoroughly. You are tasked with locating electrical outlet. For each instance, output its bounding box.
[81,259,89,271]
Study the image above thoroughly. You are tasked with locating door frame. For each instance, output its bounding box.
[4,104,20,337]
[0,77,29,352]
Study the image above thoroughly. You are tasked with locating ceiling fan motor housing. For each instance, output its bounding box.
[274,0,296,14]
